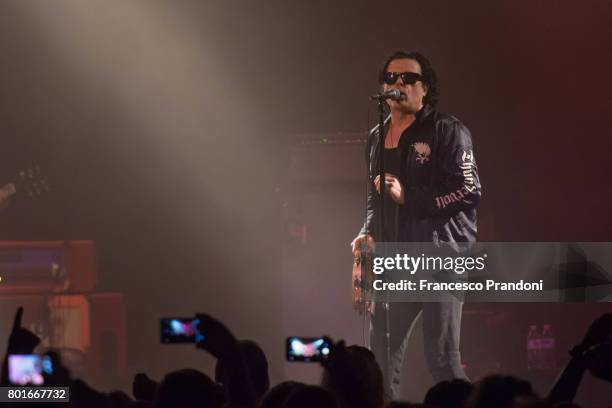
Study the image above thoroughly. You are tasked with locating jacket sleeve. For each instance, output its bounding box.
[406,120,481,217]
[359,175,376,238]
[359,132,377,238]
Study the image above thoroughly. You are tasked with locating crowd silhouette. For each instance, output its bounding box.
[2,307,612,407]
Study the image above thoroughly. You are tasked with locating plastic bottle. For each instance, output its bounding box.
[526,325,541,371]
[540,324,557,370]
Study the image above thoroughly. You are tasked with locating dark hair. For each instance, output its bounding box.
[214,339,270,400]
[424,379,474,408]
[321,345,384,408]
[284,385,338,408]
[469,374,538,408]
[260,381,305,408]
[154,369,217,408]
[378,51,439,107]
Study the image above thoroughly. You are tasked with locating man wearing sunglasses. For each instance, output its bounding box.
[351,51,481,399]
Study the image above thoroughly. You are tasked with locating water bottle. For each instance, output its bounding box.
[526,325,541,371]
[540,324,557,370]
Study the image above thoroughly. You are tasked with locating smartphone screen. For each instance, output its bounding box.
[8,355,53,385]
[160,317,201,344]
[286,336,331,362]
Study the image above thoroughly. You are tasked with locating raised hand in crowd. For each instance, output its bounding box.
[1,307,40,385]
[582,340,612,383]
[548,313,612,404]
[578,313,612,350]
[196,313,257,408]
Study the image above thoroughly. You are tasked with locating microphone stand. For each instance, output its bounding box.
[368,95,392,381]
[377,99,392,379]
[377,98,386,241]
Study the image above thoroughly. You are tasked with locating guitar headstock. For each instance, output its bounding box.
[0,166,50,206]
[17,166,50,197]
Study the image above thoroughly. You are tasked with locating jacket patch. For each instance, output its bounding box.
[461,150,476,193]
[435,149,477,209]
[413,142,431,164]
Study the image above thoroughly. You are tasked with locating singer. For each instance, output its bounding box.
[351,51,482,399]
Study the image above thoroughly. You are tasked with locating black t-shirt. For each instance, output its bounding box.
[382,147,402,241]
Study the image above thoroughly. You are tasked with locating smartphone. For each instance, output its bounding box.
[160,317,202,344]
[286,336,331,362]
[8,354,53,385]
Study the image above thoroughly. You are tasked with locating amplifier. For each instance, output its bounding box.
[0,241,96,294]
[0,293,127,387]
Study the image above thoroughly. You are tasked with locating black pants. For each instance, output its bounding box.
[370,300,468,400]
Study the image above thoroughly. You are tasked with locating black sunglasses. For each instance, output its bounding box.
[382,71,423,85]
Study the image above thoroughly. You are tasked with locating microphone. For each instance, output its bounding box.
[369,89,402,101]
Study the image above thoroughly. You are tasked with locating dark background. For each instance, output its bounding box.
[0,0,610,402]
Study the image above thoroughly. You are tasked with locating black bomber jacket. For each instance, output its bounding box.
[359,104,481,248]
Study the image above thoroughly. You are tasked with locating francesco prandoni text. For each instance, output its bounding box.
[371,254,544,292]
